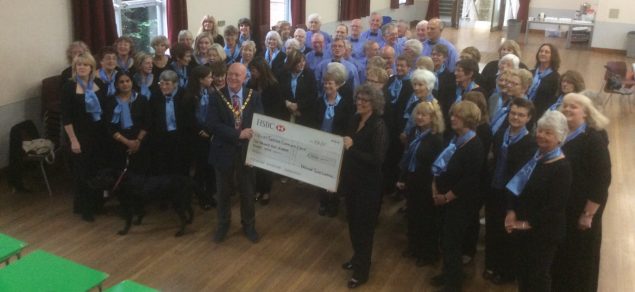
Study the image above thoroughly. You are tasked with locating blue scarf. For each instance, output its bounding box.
[321,94,342,132]
[401,129,431,172]
[506,147,562,196]
[455,81,476,104]
[290,72,301,98]
[549,94,564,111]
[431,130,476,176]
[389,75,410,104]
[76,77,102,122]
[265,48,280,67]
[134,73,153,100]
[527,67,554,101]
[171,62,188,89]
[490,98,511,134]
[403,94,419,120]
[434,64,445,91]
[165,89,178,131]
[564,123,587,144]
[225,45,241,64]
[117,56,131,73]
[491,126,529,188]
[111,92,136,129]
[196,88,209,125]
[99,68,117,96]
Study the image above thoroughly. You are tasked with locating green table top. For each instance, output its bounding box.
[105,280,159,292]
[0,233,27,263]
[0,249,108,292]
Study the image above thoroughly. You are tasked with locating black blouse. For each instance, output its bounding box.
[312,94,355,136]
[342,114,389,178]
[435,136,484,202]
[490,129,537,189]
[278,68,318,125]
[530,68,560,120]
[61,79,107,140]
[102,93,151,137]
[399,130,444,192]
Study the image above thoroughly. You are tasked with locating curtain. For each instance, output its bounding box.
[251,0,270,52]
[339,0,370,21]
[71,0,118,53]
[167,0,188,45]
[406,0,414,4]
[425,0,439,20]
[390,0,399,9]
[291,0,306,27]
[518,0,530,32]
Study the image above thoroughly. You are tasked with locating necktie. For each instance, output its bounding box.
[232,94,241,129]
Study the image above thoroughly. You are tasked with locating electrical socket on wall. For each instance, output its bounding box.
[218,20,225,26]
[608,9,619,19]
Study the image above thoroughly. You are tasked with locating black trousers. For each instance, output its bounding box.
[405,181,440,260]
[440,199,477,289]
[255,168,273,194]
[345,174,382,281]
[515,231,559,292]
[193,138,215,205]
[484,188,515,277]
[215,151,256,228]
[551,218,603,292]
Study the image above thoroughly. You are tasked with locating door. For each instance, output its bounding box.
[490,0,506,31]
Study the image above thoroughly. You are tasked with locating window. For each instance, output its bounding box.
[399,0,406,4]
[270,0,291,29]
[113,0,167,52]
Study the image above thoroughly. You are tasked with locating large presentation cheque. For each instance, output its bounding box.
[246,113,344,192]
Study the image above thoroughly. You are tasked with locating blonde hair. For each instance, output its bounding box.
[416,56,434,71]
[198,15,219,38]
[71,52,96,80]
[561,93,609,130]
[450,100,481,130]
[413,101,445,134]
[209,43,226,61]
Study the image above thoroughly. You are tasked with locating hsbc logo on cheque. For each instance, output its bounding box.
[276,124,286,132]
[257,118,286,133]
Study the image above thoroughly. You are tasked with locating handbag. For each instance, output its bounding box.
[22,138,55,164]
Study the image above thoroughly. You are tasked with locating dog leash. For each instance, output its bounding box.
[112,155,130,192]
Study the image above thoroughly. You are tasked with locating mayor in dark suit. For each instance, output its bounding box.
[207,63,263,243]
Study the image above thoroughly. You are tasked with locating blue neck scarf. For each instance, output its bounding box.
[225,45,240,64]
[455,81,476,104]
[506,147,562,196]
[76,77,102,122]
[99,68,117,96]
[165,89,178,131]
[134,73,153,100]
[564,123,587,144]
[291,72,301,98]
[491,126,529,188]
[403,94,419,119]
[117,56,131,73]
[171,62,188,89]
[265,48,280,66]
[196,88,209,125]
[401,128,431,172]
[549,94,564,111]
[432,130,477,176]
[527,67,553,101]
[111,92,137,129]
[321,94,342,132]
[490,98,511,134]
[434,64,445,91]
[389,75,411,104]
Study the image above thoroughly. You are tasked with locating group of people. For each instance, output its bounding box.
[60,11,610,291]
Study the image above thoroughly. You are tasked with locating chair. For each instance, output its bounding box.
[599,61,635,111]
[0,233,27,266]
[7,120,54,196]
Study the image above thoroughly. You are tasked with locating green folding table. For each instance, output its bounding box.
[0,233,27,265]
[105,280,159,292]
[0,249,108,291]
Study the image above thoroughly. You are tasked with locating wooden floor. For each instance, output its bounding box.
[2,26,635,291]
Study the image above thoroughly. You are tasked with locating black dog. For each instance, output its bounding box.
[90,169,195,237]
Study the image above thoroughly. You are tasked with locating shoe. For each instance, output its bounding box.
[318,201,327,216]
[482,270,495,281]
[401,248,416,258]
[347,278,366,289]
[82,213,95,222]
[491,273,515,285]
[462,255,473,265]
[200,202,213,210]
[213,225,229,243]
[255,193,262,202]
[243,226,260,243]
[326,206,338,217]
[341,261,353,270]
[398,206,407,214]
[280,177,288,183]
[430,274,445,287]
[259,193,270,205]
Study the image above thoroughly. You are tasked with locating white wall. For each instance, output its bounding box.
[0,1,73,168]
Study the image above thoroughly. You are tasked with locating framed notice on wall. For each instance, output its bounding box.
[245,113,345,192]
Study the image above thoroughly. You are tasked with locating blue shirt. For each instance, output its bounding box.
[360,29,385,46]
[306,50,331,72]
[347,36,365,61]
[422,37,459,73]
[305,30,332,49]
[315,59,360,93]
[165,89,178,132]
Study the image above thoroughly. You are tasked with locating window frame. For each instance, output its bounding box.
[112,0,168,38]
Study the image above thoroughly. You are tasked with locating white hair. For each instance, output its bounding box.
[500,53,520,69]
[537,110,569,144]
[410,69,436,92]
[326,62,348,85]
[416,20,428,29]
[284,38,300,51]
[265,30,283,49]
[307,13,321,24]
[404,39,423,55]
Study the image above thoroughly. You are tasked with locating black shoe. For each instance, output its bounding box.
[341,261,353,270]
[259,193,270,205]
[401,248,416,258]
[81,213,95,222]
[318,202,327,216]
[255,193,262,202]
[416,257,436,267]
[326,206,338,217]
[243,226,260,243]
[430,274,445,287]
[482,270,495,281]
[347,278,366,289]
[200,202,213,210]
[491,273,515,285]
[398,206,407,214]
[213,225,229,243]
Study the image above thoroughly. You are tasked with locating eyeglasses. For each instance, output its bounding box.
[366,79,382,84]
[356,98,371,103]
